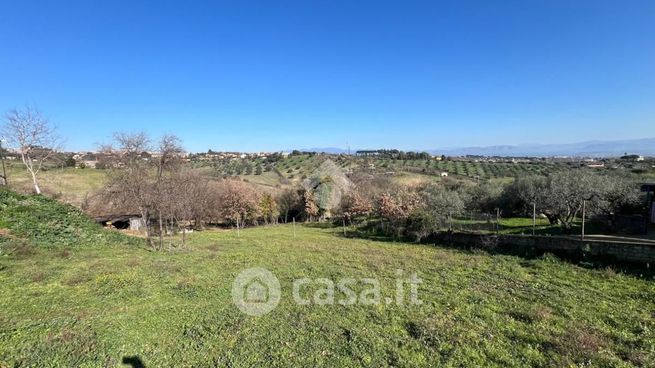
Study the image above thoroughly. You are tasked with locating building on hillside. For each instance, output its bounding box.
[440,172,449,177]
[95,214,146,231]
[85,191,147,231]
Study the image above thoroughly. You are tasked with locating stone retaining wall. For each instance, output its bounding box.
[429,232,655,264]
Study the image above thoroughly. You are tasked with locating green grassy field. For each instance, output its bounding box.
[2,219,654,366]
[4,163,106,205]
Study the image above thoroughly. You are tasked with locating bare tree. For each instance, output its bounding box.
[99,132,155,245]
[156,134,184,178]
[171,169,219,230]
[2,106,61,194]
[152,135,185,250]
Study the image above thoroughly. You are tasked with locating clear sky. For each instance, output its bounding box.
[1,0,654,152]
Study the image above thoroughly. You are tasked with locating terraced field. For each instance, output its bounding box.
[195,154,574,183]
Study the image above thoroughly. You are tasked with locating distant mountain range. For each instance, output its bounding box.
[298,138,655,157]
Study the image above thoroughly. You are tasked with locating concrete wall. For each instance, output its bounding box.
[429,232,655,264]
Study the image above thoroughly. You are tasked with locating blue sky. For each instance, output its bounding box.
[1,0,654,152]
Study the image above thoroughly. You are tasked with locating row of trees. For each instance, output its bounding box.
[96,132,313,249]
[502,172,641,229]
[355,149,434,160]
[335,170,643,241]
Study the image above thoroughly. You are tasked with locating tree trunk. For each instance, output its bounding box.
[22,155,41,194]
[140,209,152,249]
[544,213,560,225]
[158,212,164,251]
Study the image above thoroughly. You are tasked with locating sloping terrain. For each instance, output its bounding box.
[0,220,653,366]
[0,188,137,249]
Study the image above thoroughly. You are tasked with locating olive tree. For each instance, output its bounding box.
[421,184,465,230]
[507,171,636,231]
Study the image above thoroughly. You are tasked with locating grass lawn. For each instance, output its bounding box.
[1,224,654,367]
[448,216,611,237]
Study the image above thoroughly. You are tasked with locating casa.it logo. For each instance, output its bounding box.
[231,267,281,316]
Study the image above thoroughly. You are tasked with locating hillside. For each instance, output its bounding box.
[0,188,138,249]
[304,138,655,157]
[1,224,654,366]
[196,153,579,184]
[433,138,655,157]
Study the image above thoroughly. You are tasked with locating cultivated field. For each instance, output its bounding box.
[195,153,655,185]
[1,221,654,366]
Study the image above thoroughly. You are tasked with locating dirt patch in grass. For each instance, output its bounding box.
[28,271,46,283]
[508,306,553,324]
[205,243,221,253]
[63,272,94,286]
[125,257,141,267]
[553,326,610,365]
[56,249,73,259]
[4,241,37,258]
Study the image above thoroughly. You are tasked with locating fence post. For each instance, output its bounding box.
[581,200,586,240]
[0,139,7,186]
[293,217,296,238]
[532,202,536,236]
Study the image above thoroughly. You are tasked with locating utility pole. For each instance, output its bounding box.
[0,138,7,186]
